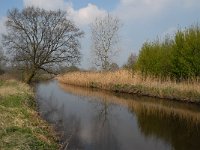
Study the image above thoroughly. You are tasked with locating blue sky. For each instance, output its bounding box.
[0,0,200,68]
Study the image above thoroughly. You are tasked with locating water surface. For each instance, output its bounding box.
[35,80,200,150]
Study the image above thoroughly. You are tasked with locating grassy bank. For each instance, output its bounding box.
[0,79,59,149]
[57,70,200,103]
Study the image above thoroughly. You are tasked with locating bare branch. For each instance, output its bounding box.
[2,7,84,83]
[90,13,121,70]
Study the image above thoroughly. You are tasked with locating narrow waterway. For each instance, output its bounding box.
[35,80,200,150]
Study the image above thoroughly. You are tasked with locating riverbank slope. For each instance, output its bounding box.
[0,79,59,149]
[57,70,200,103]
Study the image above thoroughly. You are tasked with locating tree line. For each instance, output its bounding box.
[0,7,121,83]
[0,6,199,83]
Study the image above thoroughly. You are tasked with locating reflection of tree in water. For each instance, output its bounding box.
[90,98,120,150]
[130,105,200,150]
[36,93,83,150]
[36,92,62,123]
[61,115,83,150]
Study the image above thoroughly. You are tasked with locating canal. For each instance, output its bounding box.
[35,80,200,150]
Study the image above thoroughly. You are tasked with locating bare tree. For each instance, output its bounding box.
[124,53,137,69]
[2,7,83,83]
[91,14,121,70]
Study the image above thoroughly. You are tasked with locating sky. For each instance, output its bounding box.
[0,0,200,68]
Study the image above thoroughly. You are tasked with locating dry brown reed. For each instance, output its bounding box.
[57,70,200,103]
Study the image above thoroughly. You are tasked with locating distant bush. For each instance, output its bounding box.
[109,63,119,71]
[62,65,80,73]
[136,24,200,80]
[123,53,137,70]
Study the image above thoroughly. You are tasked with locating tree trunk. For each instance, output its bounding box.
[26,70,36,84]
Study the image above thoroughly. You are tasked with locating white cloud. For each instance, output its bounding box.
[115,0,171,21]
[116,0,200,21]
[23,0,107,26]
[23,0,184,25]
[23,0,199,25]
[69,3,107,26]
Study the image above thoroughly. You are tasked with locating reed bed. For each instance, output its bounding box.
[57,70,200,103]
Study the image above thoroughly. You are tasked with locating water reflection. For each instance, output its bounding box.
[35,80,200,150]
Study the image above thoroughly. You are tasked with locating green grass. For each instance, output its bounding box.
[0,79,59,150]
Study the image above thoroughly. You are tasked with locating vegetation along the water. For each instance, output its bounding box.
[0,77,59,149]
[58,24,200,103]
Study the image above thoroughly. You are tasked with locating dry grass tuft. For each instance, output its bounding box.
[0,79,33,97]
